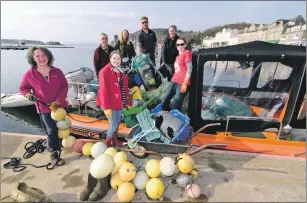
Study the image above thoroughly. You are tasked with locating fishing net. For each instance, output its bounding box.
[131,54,157,90]
[201,94,253,119]
[127,109,171,149]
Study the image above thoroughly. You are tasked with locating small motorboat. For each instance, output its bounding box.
[1,93,35,108]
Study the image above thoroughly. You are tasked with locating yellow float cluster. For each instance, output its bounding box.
[50,108,75,149]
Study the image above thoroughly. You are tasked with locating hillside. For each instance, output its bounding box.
[1,39,63,45]
[130,22,256,45]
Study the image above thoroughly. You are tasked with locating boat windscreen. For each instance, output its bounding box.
[201,60,293,122]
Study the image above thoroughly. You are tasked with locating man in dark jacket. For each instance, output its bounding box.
[93,33,115,78]
[136,16,158,66]
[160,25,180,80]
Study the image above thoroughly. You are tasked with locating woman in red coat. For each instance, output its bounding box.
[96,50,132,147]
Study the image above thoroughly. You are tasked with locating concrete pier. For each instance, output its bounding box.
[1,132,306,202]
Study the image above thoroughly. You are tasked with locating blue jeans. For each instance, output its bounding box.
[106,110,123,138]
[40,113,61,152]
[161,82,189,111]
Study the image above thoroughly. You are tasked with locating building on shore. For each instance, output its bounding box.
[280,24,306,46]
[237,24,268,44]
[201,15,306,48]
[266,15,305,44]
[202,36,215,48]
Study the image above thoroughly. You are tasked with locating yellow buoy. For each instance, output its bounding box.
[191,169,198,180]
[110,172,124,190]
[82,142,94,156]
[62,136,76,148]
[145,159,160,178]
[114,151,128,165]
[51,108,67,121]
[89,154,115,179]
[119,162,136,182]
[58,128,70,139]
[112,160,128,175]
[146,178,164,200]
[117,182,136,202]
[104,147,118,158]
[176,153,195,174]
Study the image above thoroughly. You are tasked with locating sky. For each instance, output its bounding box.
[1,1,306,44]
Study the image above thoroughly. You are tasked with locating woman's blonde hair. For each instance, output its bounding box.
[119,29,130,44]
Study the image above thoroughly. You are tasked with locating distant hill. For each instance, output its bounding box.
[1,39,63,45]
[130,22,256,45]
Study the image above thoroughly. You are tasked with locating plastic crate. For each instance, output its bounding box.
[169,109,190,144]
[151,103,162,114]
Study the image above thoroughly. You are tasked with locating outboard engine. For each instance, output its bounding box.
[120,57,132,73]
[65,67,94,107]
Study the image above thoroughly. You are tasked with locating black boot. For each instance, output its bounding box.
[88,174,111,201]
[50,150,65,166]
[79,173,98,201]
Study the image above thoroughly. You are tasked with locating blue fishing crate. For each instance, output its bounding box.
[169,109,190,144]
[151,103,162,114]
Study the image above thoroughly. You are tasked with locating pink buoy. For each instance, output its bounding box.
[185,184,201,199]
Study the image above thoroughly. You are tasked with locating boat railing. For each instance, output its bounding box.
[224,116,283,139]
[66,81,101,117]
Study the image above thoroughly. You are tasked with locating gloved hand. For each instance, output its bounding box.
[104,109,112,119]
[181,84,187,93]
[49,102,61,112]
[25,93,36,101]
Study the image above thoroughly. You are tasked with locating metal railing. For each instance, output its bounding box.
[66,81,100,117]
[224,116,283,139]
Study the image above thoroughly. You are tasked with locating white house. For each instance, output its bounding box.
[202,36,215,47]
[213,28,239,47]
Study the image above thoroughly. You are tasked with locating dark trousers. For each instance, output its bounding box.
[161,82,189,111]
[40,113,61,152]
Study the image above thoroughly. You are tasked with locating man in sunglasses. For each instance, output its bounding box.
[136,16,158,66]
[160,25,180,80]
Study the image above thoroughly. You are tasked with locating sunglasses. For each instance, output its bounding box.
[176,43,185,46]
[141,21,148,24]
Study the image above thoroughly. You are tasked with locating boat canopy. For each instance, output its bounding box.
[188,41,306,133]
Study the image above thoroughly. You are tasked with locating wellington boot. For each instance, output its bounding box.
[79,173,98,201]
[112,131,123,147]
[50,151,65,166]
[88,174,111,201]
[105,137,113,148]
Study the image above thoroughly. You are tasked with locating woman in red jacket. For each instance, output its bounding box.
[19,47,68,166]
[96,50,132,147]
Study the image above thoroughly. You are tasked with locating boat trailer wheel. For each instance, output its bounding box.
[124,143,150,159]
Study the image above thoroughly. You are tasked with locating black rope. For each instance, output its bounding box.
[2,97,64,172]
[2,139,63,172]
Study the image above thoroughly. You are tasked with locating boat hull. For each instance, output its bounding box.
[68,113,306,158]
[1,93,35,108]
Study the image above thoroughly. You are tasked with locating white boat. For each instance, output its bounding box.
[1,67,101,111]
[1,93,35,108]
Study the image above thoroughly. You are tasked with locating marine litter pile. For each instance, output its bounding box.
[78,142,201,202]
[50,107,202,202]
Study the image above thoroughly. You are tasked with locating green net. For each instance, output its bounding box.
[127,109,171,149]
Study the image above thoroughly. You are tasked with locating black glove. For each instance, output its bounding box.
[26,93,36,101]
